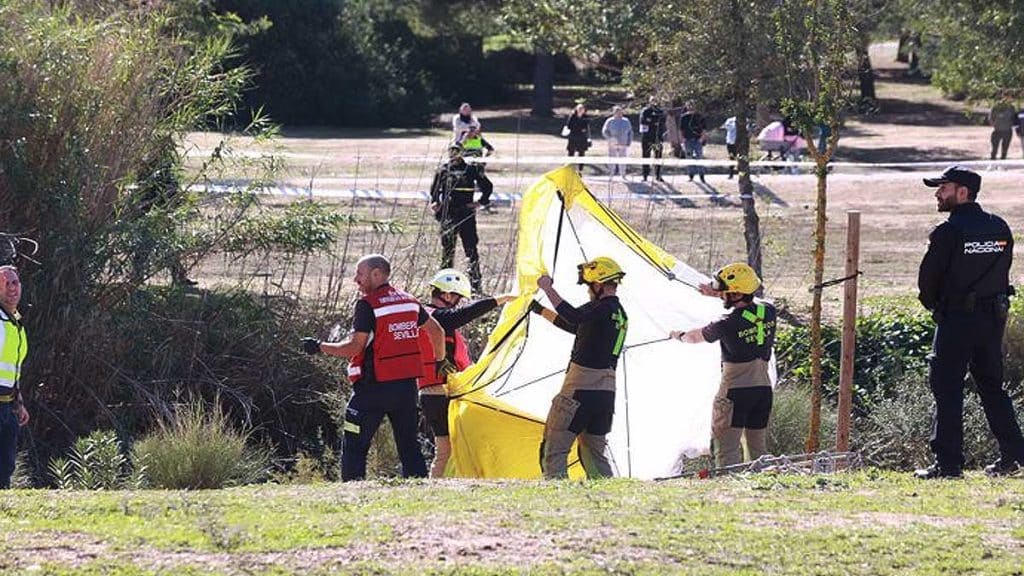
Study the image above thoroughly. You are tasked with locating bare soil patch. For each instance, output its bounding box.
[183,42,1024,320]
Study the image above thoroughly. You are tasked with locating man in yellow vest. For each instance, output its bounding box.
[0,265,29,489]
[670,263,776,468]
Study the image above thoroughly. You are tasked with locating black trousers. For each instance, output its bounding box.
[341,379,427,481]
[991,130,1012,160]
[440,210,482,293]
[0,404,18,489]
[928,311,1024,471]
[641,139,662,178]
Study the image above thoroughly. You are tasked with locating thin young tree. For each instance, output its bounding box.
[772,0,858,451]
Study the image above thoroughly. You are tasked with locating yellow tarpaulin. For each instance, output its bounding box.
[446,166,723,479]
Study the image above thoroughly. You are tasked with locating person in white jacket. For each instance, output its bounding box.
[452,102,481,143]
[601,106,633,177]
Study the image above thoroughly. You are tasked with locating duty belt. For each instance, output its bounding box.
[945,295,1003,313]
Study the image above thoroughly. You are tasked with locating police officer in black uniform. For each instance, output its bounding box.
[915,165,1024,479]
[429,144,493,294]
[638,96,667,182]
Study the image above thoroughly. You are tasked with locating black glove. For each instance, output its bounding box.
[301,337,322,355]
[528,300,545,315]
[436,358,458,379]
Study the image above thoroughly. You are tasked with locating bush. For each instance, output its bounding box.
[271,427,339,484]
[768,384,836,456]
[1002,295,1024,389]
[48,430,144,490]
[775,298,933,411]
[854,375,1024,471]
[132,400,269,489]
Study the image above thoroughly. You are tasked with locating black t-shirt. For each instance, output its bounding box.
[552,296,628,370]
[352,296,430,383]
[701,302,777,363]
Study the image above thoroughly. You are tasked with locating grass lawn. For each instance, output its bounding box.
[2,471,1022,575]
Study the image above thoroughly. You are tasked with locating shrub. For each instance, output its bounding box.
[768,384,837,456]
[775,298,933,411]
[11,452,33,489]
[48,430,144,490]
[132,400,269,489]
[854,375,1024,471]
[271,427,339,484]
[1002,295,1024,388]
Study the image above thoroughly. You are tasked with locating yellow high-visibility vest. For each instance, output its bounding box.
[462,136,484,151]
[0,309,27,391]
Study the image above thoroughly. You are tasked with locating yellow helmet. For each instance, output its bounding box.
[430,268,472,298]
[577,256,625,285]
[712,262,761,295]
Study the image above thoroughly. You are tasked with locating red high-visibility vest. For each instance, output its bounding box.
[417,305,472,389]
[348,285,424,384]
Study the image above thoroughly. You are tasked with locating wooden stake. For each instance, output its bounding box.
[836,211,860,452]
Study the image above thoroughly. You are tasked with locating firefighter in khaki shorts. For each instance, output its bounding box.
[671,263,776,468]
[530,257,628,479]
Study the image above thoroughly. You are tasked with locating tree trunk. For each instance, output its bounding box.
[737,111,762,278]
[806,160,828,453]
[756,102,771,130]
[729,0,762,279]
[531,49,554,117]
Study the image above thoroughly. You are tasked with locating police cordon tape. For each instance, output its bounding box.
[191,158,1024,202]
[192,182,761,202]
[401,154,1024,170]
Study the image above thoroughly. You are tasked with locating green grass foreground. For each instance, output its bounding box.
[2,471,1022,575]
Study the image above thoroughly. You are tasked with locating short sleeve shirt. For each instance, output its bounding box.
[702,303,777,363]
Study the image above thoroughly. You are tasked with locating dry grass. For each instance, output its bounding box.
[184,42,1024,322]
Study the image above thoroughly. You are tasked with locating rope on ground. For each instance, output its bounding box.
[655,451,864,480]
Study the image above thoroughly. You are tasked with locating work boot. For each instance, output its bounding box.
[913,463,963,480]
[984,458,1022,478]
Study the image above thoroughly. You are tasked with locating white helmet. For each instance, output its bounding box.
[430,268,472,298]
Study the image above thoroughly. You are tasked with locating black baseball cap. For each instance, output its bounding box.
[923,165,981,195]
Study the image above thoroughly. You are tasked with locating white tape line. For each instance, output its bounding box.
[192,183,762,202]
[395,155,1024,170]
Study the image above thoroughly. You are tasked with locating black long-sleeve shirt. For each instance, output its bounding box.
[432,298,498,333]
[639,105,666,143]
[564,113,591,147]
[702,302,778,363]
[917,202,1013,312]
[430,297,498,361]
[551,296,628,370]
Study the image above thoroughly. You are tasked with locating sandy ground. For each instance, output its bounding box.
[182,42,1024,319]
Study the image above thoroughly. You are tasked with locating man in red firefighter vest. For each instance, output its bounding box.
[302,254,445,481]
[416,268,516,477]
